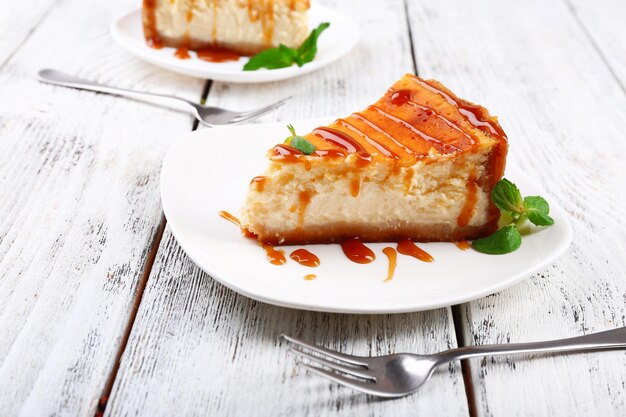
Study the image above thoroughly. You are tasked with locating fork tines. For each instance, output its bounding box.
[281,334,379,394]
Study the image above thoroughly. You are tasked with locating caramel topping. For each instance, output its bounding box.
[262,243,286,265]
[382,247,397,282]
[290,249,320,267]
[341,238,375,264]
[350,176,361,197]
[313,149,348,158]
[174,47,191,59]
[218,210,240,227]
[403,169,414,194]
[303,273,317,280]
[271,144,303,162]
[455,240,471,251]
[251,176,267,192]
[143,0,163,48]
[457,176,479,227]
[279,75,507,163]
[397,239,434,262]
[297,190,315,228]
[312,126,369,154]
[336,118,399,158]
[408,75,507,141]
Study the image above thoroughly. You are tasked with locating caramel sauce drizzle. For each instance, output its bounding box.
[350,176,362,197]
[312,126,368,154]
[218,211,285,265]
[369,105,457,153]
[382,247,397,282]
[408,75,507,140]
[262,243,286,265]
[455,240,471,250]
[336,118,399,159]
[304,274,317,280]
[143,0,163,48]
[211,0,218,44]
[218,210,240,227]
[393,89,475,140]
[297,190,314,228]
[251,176,267,192]
[174,47,191,59]
[457,176,479,227]
[350,112,415,157]
[397,239,434,262]
[290,249,320,267]
[403,169,414,194]
[341,238,376,264]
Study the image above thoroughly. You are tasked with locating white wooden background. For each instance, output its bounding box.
[1,0,625,416]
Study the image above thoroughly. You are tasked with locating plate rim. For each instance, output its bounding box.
[110,4,360,82]
[160,121,573,314]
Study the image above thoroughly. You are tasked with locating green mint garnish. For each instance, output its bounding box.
[491,178,524,214]
[284,124,315,155]
[243,23,330,71]
[472,178,555,255]
[523,196,555,226]
[472,224,522,255]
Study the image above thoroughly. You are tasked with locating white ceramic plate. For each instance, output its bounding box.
[111,5,359,83]
[160,120,573,314]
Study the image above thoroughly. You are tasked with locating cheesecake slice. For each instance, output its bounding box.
[143,0,310,55]
[240,74,508,245]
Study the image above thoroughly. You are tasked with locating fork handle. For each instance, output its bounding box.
[37,68,196,111]
[435,327,626,364]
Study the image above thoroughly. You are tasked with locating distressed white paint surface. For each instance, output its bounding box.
[106,228,468,417]
[3,0,626,416]
[0,0,205,416]
[0,0,56,66]
[568,0,626,88]
[407,0,626,416]
[105,1,470,416]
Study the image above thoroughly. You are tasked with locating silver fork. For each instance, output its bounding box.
[283,327,626,398]
[37,68,289,127]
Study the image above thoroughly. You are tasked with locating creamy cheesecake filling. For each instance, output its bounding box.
[240,150,494,244]
[144,0,310,54]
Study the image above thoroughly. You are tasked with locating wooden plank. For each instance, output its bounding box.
[0,0,56,66]
[0,0,205,415]
[105,1,471,416]
[406,0,626,416]
[568,0,626,88]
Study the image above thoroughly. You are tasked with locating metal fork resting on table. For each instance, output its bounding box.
[37,68,289,127]
[283,327,626,398]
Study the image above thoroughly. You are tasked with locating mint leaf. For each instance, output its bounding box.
[296,22,331,65]
[290,136,315,155]
[524,196,554,226]
[492,178,523,214]
[243,23,330,71]
[472,225,522,254]
[243,47,295,71]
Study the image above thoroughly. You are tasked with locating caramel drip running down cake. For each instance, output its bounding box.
[142,0,310,55]
[240,74,508,245]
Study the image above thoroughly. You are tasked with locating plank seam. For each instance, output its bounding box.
[94,79,213,417]
[452,304,479,417]
[562,0,626,96]
[403,0,419,75]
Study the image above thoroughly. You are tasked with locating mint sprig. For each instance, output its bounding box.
[472,178,555,254]
[243,23,330,71]
[284,124,315,155]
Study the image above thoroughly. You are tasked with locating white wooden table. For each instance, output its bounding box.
[1,0,626,416]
